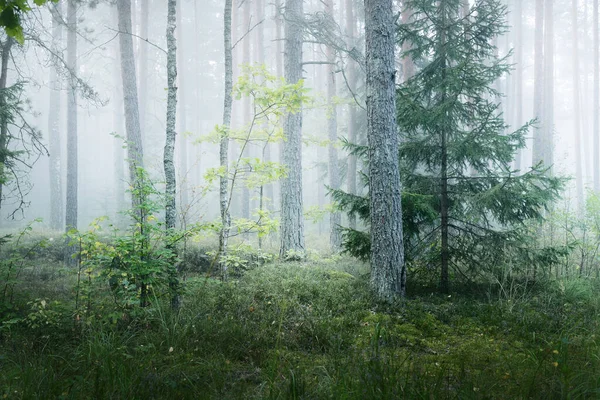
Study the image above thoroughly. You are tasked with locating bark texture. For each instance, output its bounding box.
[165,0,178,231]
[513,0,523,171]
[117,0,144,192]
[532,0,545,169]
[220,0,233,273]
[48,3,63,231]
[595,0,599,191]
[138,0,149,138]
[543,0,554,173]
[438,1,450,294]
[345,0,358,230]
[572,0,584,213]
[0,38,13,212]
[280,0,305,257]
[176,0,188,216]
[165,0,180,310]
[65,0,78,265]
[325,0,341,250]
[365,0,406,301]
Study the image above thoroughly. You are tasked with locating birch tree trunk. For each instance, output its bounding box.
[164,0,179,310]
[65,0,78,265]
[280,0,305,258]
[220,0,233,274]
[325,0,341,250]
[365,0,406,301]
[117,0,144,196]
[165,0,178,231]
[48,3,63,231]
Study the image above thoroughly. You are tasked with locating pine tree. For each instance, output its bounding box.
[334,0,563,292]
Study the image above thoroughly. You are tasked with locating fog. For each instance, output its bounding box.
[0,0,594,243]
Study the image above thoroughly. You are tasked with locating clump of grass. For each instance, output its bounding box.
[2,246,600,399]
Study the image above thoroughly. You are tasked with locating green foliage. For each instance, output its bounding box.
[0,218,46,313]
[0,0,58,43]
[335,0,564,288]
[3,251,600,399]
[65,168,192,321]
[202,65,310,250]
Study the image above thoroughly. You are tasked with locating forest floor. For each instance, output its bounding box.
[2,236,600,399]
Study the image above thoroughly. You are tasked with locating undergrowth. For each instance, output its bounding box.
[2,241,600,399]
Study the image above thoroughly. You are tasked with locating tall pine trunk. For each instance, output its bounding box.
[513,0,524,171]
[573,0,584,213]
[345,0,358,230]
[0,39,12,214]
[532,0,545,169]
[138,0,148,140]
[280,0,305,257]
[325,0,341,250]
[241,0,251,222]
[543,0,554,173]
[365,0,406,301]
[117,0,144,195]
[112,36,126,226]
[48,3,64,231]
[65,0,78,266]
[176,0,188,220]
[594,0,599,191]
[438,1,450,294]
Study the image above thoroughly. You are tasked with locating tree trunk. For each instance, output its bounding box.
[176,0,188,221]
[274,0,284,213]
[0,38,12,214]
[573,0,584,214]
[65,0,78,265]
[513,0,524,171]
[401,4,415,81]
[280,0,305,257]
[241,0,251,222]
[345,0,358,230]
[117,0,144,196]
[138,0,148,140]
[165,0,178,232]
[113,36,126,226]
[48,3,64,231]
[164,0,179,310]
[543,0,554,173]
[365,0,406,301]
[325,0,341,250]
[220,0,233,275]
[594,0,599,191]
[532,0,545,169]
[256,0,274,213]
[438,1,450,294]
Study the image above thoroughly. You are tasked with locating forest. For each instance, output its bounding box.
[2,0,600,398]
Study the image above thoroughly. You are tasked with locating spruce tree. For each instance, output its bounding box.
[334,0,563,293]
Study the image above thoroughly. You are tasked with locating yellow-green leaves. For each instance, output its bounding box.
[0,0,58,44]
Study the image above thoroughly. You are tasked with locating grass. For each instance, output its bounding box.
[2,242,600,399]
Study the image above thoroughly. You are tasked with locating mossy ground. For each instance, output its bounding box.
[2,243,600,399]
